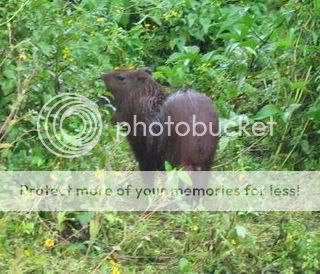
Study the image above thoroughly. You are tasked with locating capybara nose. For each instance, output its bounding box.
[101,73,108,80]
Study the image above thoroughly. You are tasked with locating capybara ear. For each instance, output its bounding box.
[137,67,152,81]
[143,67,152,75]
[137,70,149,81]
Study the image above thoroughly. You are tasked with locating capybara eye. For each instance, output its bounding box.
[115,74,126,81]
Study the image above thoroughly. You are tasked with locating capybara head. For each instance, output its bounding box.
[102,67,153,101]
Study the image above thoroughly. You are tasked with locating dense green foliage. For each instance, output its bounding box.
[0,0,319,272]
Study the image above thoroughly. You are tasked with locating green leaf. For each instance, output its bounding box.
[150,15,162,26]
[167,52,185,63]
[77,212,94,226]
[218,136,230,153]
[289,81,308,90]
[31,155,45,167]
[199,18,211,34]
[187,13,197,27]
[22,222,35,234]
[168,37,186,51]
[244,46,257,57]
[235,225,248,238]
[274,28,295,49]
[300,139,310,154]
[184,46,200,54]
[315,0,320,16]
[165,161,174,171]
[254,104,281,120]
[283,104,301,122]
[179,258,191,272]
[201,51,215,61]
[308,102,320,121]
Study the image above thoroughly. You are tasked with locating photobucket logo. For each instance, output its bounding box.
[116,115,276,139]
[37,93,102,158]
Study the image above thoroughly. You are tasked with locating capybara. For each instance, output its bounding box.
[102,68,219,171]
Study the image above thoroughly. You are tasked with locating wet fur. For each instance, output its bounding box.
[102,69,219,171]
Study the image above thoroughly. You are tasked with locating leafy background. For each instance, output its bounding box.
[0,0,319,272]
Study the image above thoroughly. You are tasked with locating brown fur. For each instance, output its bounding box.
[102,68,219,171]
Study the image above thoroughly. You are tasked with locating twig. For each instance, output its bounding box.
[91,223,128,272]
[280,120,310,168]
[0,0,31,27]
[0,69,37,142]
[212,136,266,169]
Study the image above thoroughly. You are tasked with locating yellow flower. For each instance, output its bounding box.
[62,47,70,60]
[44,238,55,248]
[24,249,31,256]
[19,52,27,61]
[96,17,105,23]
[163,12,171,20]
[109,259,121,274]
[287,233,298,240]
[62,47,70,54]
[192,225,199,232]
[171,11,179,17]
[163,10,179,19]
